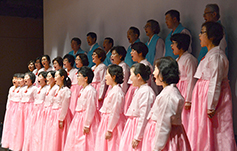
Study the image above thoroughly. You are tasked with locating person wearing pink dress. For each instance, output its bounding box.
[23,71,48,151]
[1,73,19,149]
[64,66,100,151]
[119,63,155,151]
[95,64,126,151]
[170,33,198,132]
[12,72,37,151]
[187,22,237,151]
[41,71,59,151]
[91,48,108,110]
[33,57,43,87]
[142,57,191,151]
[45,69,72,151]
[124,42,154,114]
[38,55,54,73]
[63,54,82,116]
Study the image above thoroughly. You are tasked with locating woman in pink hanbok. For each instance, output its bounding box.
[63,54,82,116]
[12,72,37,151]
[1,73,19,149]
[142,57,191,151]
[119,63,155,151]
[23,71,48,151]
[45,69,72,151]
[95,64,126,151]
[187,22,237,151]
[91,48,108,110]
[64,66,100,151]
[170,33,198,132]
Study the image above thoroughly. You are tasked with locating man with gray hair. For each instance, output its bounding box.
[197,4,228,63]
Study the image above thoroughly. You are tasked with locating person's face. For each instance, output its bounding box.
[41,56,49,68]
[153,66,163,86]
[131,49,140,62]
[75,56,83,68]
[24,74,32,86]
[28,62,35,72]
[71,40,80,51]
[203,7,215,22]
[171,41,181,56]
[111,50,122,65]
[63,58,71,69]
[35,59,42,70]
[46,72,55,85]
[144,22,154,37]
[55,71,63,86]
[77,72,87,86]
[127,29,138,44]
[53,60,61,71]
[18,78,25,87]
[92,52,101,65]
[87,36,96,46]
[129,68,139,87]
[38,74,46,87]
[165,14,175,29]
[105,69,115,86]
[12,77,18,87]
[199,26,209,47]
[103,39,112,53]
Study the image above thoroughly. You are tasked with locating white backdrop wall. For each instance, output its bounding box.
[44,0,237,133]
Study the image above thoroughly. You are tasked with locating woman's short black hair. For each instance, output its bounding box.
[57,69,71,88]
[76,53,89,66]
[42,55,51,64]
[18,73,25,79]
[147,19,160,34]
[110,46,127,61]
[131,42,148,58]
[52,56,63,67]
[35,57,43,68]
[38,71,47,79]
[93,48,106,62]
[170,33,190,51]
[108,64,124,84]
[47,70,56,78]
[202,21,223,46]
[63,54,75,67]
[25,72,36,84]
[131,63,151,82]
[154,56,180,85]
[78,66,94,84]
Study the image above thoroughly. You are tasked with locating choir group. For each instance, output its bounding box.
[1,5,237,151]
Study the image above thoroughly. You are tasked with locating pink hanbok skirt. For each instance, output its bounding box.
[119,117,142,151]
[42,108,72,151]
[187,79,237,151]
[64,110,100,151]
[142,119,191,151]
[11,102,33,151]
[69,84,83,116]
[176,80,190,132]
[124,85,137,114]
[95,113,126,151]
[1,101,19,148]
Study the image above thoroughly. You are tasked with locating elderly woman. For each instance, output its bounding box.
[187,22,236,151]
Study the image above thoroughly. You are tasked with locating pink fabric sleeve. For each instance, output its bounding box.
[207,54,226,110]
[84,89,97,128]
[185,57,197,102]
[98,67,107,100]
[59,88,71,121]
[107,92,124,132]
[134,92,152,141]
[6,87,13,110]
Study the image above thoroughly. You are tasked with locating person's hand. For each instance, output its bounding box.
[83,127,90,134]
[105,131,113,140]
[207,109,215,118]
[58,121,64,129]
[132,139,140,149]
[185,102,191,110]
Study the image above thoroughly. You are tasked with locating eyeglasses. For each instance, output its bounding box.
[203,12,213,16]
[200,31,207,34]
[144,25,151,29]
